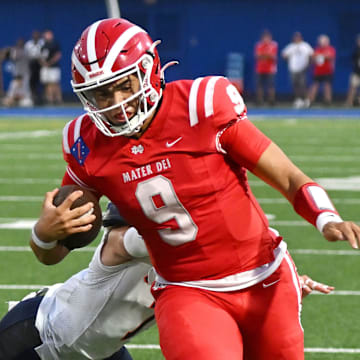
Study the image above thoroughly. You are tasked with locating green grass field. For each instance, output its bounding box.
[1,116,360,359]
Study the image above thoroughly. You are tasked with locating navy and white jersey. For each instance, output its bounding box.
[35,238,154,360]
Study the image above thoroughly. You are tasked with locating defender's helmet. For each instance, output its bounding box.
[71,18,163,136]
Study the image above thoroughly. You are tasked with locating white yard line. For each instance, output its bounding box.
[0,285,48,290]
[0,154,61,160]
[0,220,36,229]
[0,178,60,184]
[121,345,161,350]
[291,249,358,256]
[0,144,60,151]
[0,130,60,140]
[304,348,360,353]
[313,291,360,296]
[0,218,37,223]
[0,196,43,202]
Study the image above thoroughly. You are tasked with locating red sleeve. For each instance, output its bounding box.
[219,118,271,171]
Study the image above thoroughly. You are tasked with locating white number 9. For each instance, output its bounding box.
[135,175,198,246]
[226,84,245,115]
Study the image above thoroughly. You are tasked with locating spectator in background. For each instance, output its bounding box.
[308,34,336,106]
[40,30,62,105]
[25,30,45,105]
[282,32,313,109]
[2,38,33,107]
[345,34,360,107]
[254,29,278,106]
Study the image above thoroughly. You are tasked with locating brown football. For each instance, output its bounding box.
[53,185,102,250]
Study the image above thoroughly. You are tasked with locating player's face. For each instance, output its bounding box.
[93,75,141,126]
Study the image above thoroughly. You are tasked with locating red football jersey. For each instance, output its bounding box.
[313,45,336,76]
[62,76,277,282]
[254,40,278,74]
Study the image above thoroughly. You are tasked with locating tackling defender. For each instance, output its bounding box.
[0,203,153,360]
[32,18,360,359]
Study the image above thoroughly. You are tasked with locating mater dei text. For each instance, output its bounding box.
[122,158,172,183]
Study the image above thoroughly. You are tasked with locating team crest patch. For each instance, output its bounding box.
[131,144,144,155]
[71,136,89,165]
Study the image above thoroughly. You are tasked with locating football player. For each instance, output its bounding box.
[0,199,334,360]
[32,18,360,360]
[0,203,154,360]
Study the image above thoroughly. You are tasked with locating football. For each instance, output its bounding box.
[53,184,102,250]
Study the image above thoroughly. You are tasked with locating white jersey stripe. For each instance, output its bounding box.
[66,166,94,191]
[73,114,86,142]
[103,26,146,71]
[71,51,88,79]
[284,252,303,331]
[87,20,102,71]
[204,76,223,117]
[188,77,203,127]
[62,121,72,154]
[154,241,287,292]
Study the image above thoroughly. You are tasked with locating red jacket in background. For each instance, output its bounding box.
[313,45,336,76]
[255,40,278,74]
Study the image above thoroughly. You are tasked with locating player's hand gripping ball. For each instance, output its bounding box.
[53,185,102,250]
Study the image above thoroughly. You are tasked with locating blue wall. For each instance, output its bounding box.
[1,0,359,98]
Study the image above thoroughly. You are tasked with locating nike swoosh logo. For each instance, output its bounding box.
[262,279,280,288]
[166,137,183,148]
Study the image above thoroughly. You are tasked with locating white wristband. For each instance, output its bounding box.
[123,227,148,258]
[316,212,343,233]
[31,226,58,250]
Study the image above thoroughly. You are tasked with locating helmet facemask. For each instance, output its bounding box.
[73,52,162,137]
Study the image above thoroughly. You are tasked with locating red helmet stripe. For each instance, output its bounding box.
[102,26,146,71]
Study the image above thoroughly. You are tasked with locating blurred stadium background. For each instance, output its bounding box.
[1,1,360,359]
[1,0,360,102]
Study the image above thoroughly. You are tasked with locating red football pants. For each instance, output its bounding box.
[153,253,304,360]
